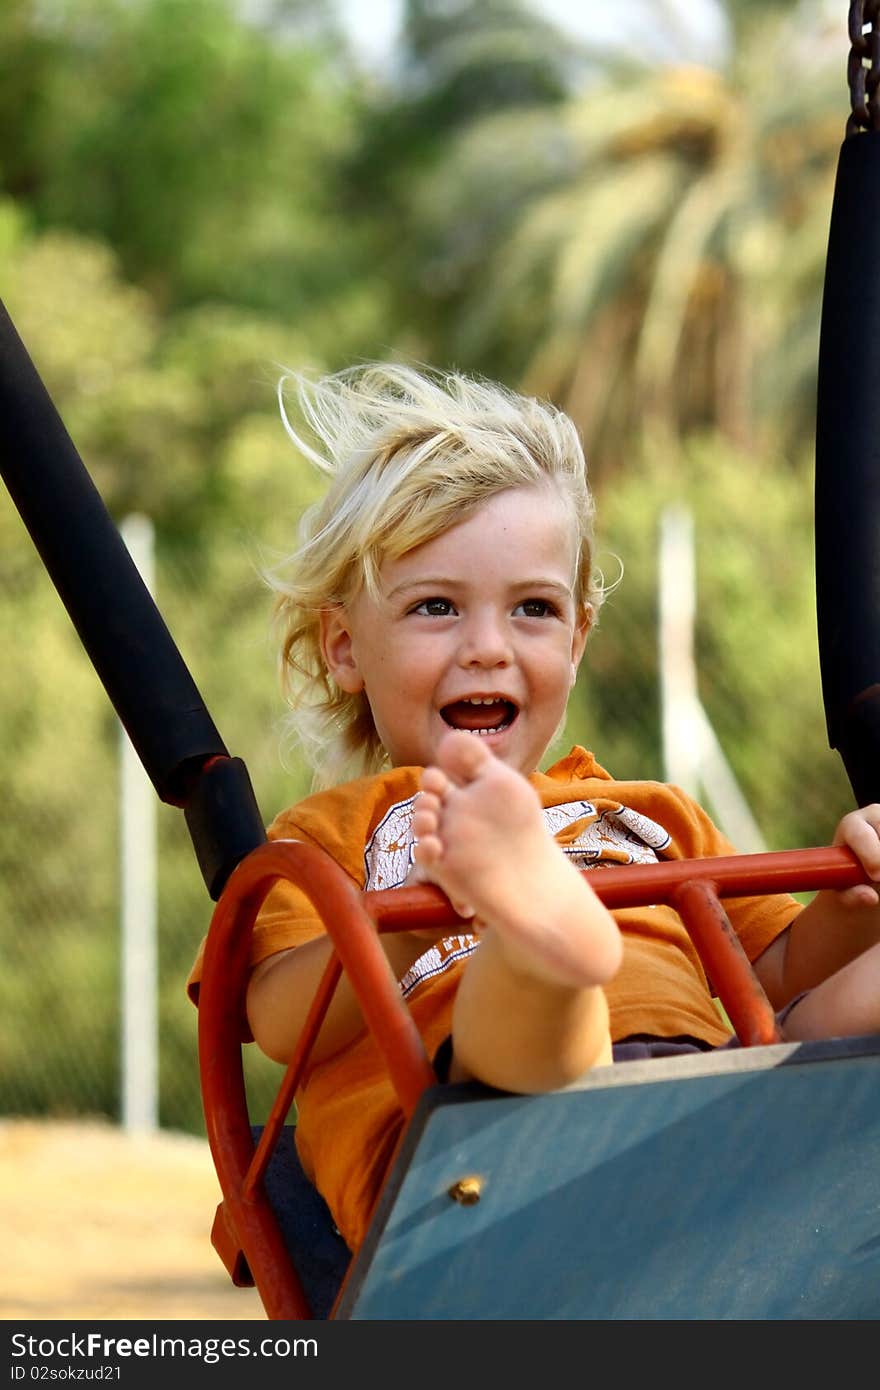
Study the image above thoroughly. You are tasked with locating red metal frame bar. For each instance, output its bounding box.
[198,839,867,1319]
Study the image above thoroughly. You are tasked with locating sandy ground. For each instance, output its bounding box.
[1,1118,266,1321]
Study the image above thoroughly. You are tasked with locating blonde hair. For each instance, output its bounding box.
[270,362,603,788]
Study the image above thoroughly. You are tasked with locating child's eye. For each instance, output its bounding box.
[516,598,558,618]
[413,597,456,617]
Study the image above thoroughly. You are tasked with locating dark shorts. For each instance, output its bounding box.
[432,994,808,1081]
[431,1033,718,1081]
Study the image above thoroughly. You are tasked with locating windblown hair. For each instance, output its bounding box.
[269,362,604,788]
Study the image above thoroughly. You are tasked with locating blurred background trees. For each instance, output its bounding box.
[0,0,856,1129]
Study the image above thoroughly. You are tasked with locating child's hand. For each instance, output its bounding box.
[832,806,880,907]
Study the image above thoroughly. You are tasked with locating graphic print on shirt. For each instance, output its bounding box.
[364,792,673,1002]
[399,934,478,1001]
[548,801,671,866]
[363,794,419,890]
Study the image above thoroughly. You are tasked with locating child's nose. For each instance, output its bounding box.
[457,612,512,666]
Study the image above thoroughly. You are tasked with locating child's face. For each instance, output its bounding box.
[321,485,590,775]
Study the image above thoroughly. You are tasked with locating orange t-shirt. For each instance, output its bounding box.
[187,747,799,1253]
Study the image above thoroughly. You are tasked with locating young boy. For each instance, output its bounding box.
[188,363,880,1256]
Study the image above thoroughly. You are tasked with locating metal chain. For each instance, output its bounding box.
[847,0,880,134]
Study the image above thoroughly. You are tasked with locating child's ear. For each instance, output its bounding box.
[570,603,592,684]
[320,606,364,693]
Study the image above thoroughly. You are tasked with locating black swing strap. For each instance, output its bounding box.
[815,2,880,807]
[0,297,266,897]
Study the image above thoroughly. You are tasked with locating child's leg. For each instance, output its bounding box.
[412,730,622,1092]
[779,940,880,1041]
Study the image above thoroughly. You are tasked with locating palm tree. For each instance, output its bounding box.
[345,0,582,354]
[364,0,846,475]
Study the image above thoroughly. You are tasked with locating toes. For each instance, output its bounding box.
[412,834,443,868]
[412,798,440,837]
[438,729,493,785]
[420,766,449,798]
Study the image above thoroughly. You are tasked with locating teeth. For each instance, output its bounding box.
[464,696,506,705]
[465,722,512,737]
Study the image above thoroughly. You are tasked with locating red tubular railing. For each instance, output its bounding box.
[198,839,437,1319]
[198,840,867,1319]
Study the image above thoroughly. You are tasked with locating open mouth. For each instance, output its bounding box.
[440,696,518,736]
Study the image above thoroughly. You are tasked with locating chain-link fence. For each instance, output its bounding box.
[0,473,856,1139]
[0,506,301,1136]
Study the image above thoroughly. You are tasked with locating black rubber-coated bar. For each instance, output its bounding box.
[185,756,267,901]
[0,296,229,806]
[815,131,880,807]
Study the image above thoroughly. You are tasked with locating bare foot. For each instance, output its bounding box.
[412,731,622,989]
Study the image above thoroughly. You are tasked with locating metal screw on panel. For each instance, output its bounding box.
[448,1175,483,1205]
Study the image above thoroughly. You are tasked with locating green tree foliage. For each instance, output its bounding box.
[0,0,360,313]
[0,201,332,1126]
[345,0,583,358]
[0,0,866,1131]
[567,433,852,851]
[351,0,843,474]
[0,0,376,1127]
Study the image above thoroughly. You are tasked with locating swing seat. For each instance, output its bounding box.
[238,1034,880,1320]
[337,1035,880,1320]
[198,836,880,1320]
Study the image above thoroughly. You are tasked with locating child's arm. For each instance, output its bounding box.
[246,928,447,1068]
[753,805,880,1007]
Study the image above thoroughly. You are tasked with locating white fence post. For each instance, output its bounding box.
[659,503,701,797]
[119,513,158,1134]
[658,504,766,852]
